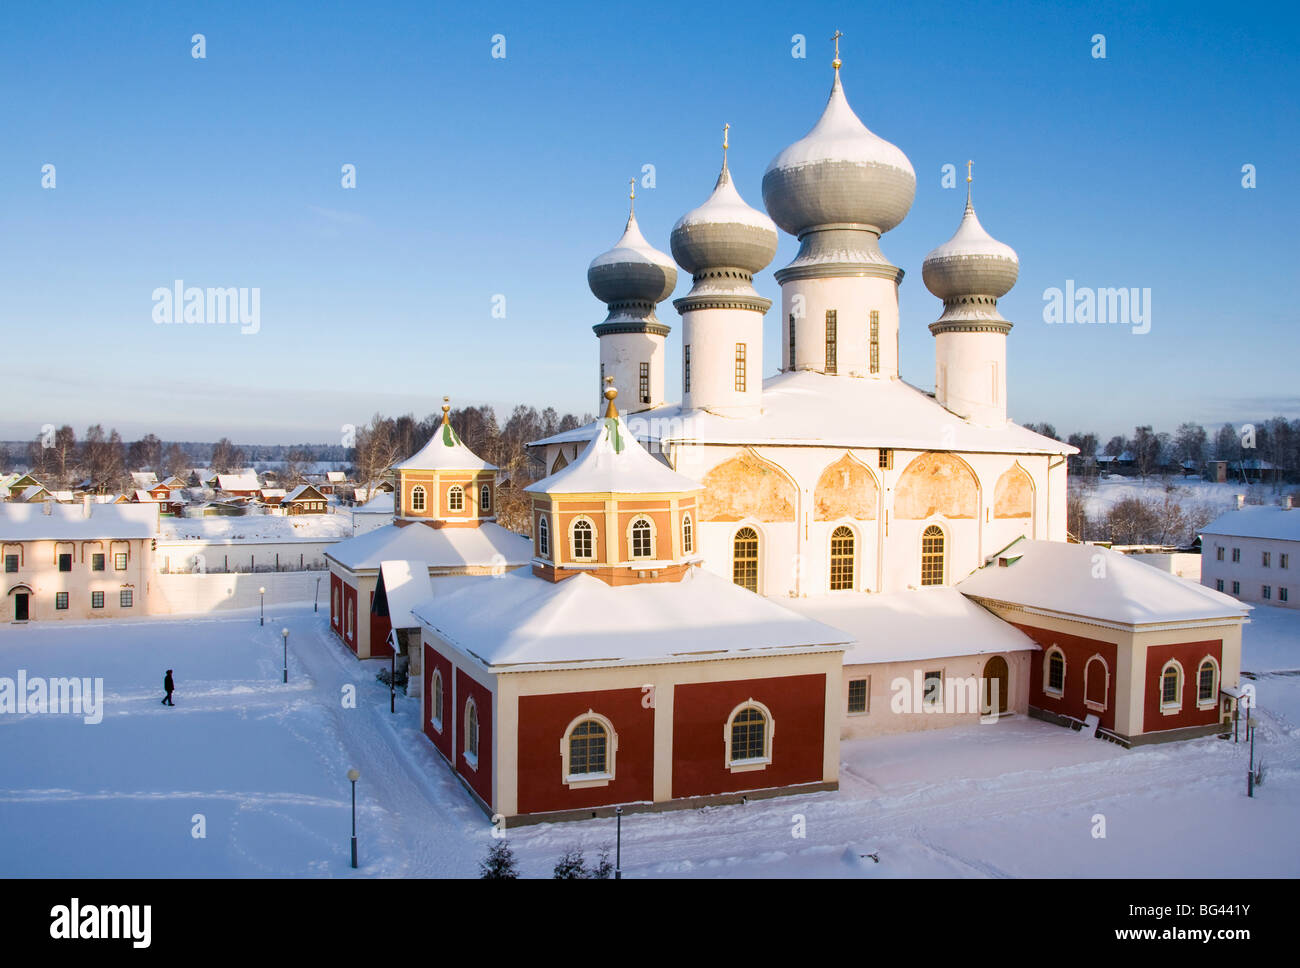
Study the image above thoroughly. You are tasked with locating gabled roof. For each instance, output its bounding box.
[326,520,531,572]
[376,560,435,630]
[212,472,260,492]
[1202,506,1300,542]
[283,483,326,503]
[394,409,496,472]
[130,472,159,488]
[525,411,700,496]
[958,538,1249,628]
[411,566,848,671]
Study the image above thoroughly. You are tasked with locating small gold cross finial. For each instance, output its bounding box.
[966,160,973,183]
[628,178,636,215]
[723,122,730,166]
[832,29,844,70]
[441,396,451,422]
[603,377,618,418]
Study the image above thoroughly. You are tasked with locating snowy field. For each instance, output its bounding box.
[1,603,1297,878]
[160,510,353,543]
[1075,474,1295,523]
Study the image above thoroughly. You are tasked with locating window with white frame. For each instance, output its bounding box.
[1281,553,1289,569]
[682,513,693,554]
[1263,551,1271,567]
[447,485,464,512]
[1045,648,1065,696]
[537,515,550,558]
[480,484,491,512]
[464,698,479,767]
[91,591,104,609]
[120,589,133,608]
[630,516,653,558]
[1160,661,1183,711]
[571,518,595,560]
[1197,658,1218,706]
[561,712,616,786]
[725,701,773,770]
[114,552,127,570]
[1232,548,1240,563]
[430,670,444,731]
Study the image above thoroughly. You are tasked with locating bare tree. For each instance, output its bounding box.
[210,438,245,474]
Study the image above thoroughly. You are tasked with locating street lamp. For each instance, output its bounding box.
[389,632,397,714]
[615,806,623,879]
[259,586,266,626]
[281,627,289,684]
[314,576,321,613]
[348,768,360,868]
[1247,714,1258,797]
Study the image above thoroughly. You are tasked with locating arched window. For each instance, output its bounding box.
[480,484,491,512]
[725,700,774,770]
[346,599,354,638]
[332,586,340,625]
[1160,661,1183,711]
[1084,655,1109,710]
[430,670,444,731]
[561,712,617,786]
[447,485,464,512]
[1197,658,1219,705]
[537,516,550,558]
[682,513,693,554]
[920,525,945,586]
[1044,647,1065,697]
[830,525,855,591]
[410,485,426,512]
[733,527,759,592]
[630,516,653,558]
[464,698,479,765]
[571,518,595,560]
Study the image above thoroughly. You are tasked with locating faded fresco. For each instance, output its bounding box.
[993,463,1034,518]
[698,452,797,522]
[894,452,978,519]
[814,454,879,521]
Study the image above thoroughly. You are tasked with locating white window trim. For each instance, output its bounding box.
[429,669,444,733]
[480,483,492,512]
[570,515,597,562]
[559,710,617,789]
[1196,656,1220,709]
[410,485,426,512]
[828,522,857,593]
[1043,646,1066,698]
[1083,654,1109,712]
[537,515,551,560]
[682,512,694,555]
[463,697,480,770]
[447,484,465,513]
[1159,659,1184,714]
[724,699,774,773]
[627,515,656,560]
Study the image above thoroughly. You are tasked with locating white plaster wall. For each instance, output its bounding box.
[1201,533,1298,608]
[599,331,665,414]
[934,330,1007,427]
[781,275,900,379]
[153,570,329,615]
[680,306,763,416]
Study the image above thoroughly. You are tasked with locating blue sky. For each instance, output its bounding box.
[1,0,1295,445]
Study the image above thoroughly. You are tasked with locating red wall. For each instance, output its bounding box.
[671,674,826,799]
[516,688,654,815]
[456,668,493,809]
[1013,622,1118,731]
[369,590,393,658]
[1143,640,1222,733]
[422,643,454,763]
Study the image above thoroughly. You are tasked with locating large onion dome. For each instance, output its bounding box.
[671,160,778,277]
[587,209,677,308]
[762,70,916,238]
[922,194,1020,301]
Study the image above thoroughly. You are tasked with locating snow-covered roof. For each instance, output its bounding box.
[354,492,395,515]
[213,472,260,492]
[325,520,532,572]
[130,472,158,488]
[378,560,435,630]
[0,502,159,540]
[525,411,700,496]
[19,485,49,501]
[326,471,347,483]
[958,538,1250,628]
[283,484,324,503]
[411,566,849,671]
[1202,506,1300,543]
[259,488,287,499]
[786,587,1037,665]
[531,370,1074,455]
[393,416,496,472]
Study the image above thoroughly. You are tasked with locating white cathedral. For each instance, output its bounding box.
[534,53,1071,599]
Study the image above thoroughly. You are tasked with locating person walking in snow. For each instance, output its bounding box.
[162,669,175,706]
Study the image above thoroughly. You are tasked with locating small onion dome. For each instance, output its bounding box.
[587,212,678,306]
[670,162,778,276]
[922,197,1020,301]
[762,71,916,238]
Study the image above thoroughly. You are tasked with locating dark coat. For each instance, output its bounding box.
[164,672,175,693]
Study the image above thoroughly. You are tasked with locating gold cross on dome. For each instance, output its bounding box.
[966,159,973,183]
[832,30,844,69]
[723,122,730,165]
[628,178,636,215]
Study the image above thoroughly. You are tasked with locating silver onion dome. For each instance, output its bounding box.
[671,159,778,277]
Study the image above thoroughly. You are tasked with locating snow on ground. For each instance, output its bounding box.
[160,510,353,543]
[2,604,1297,878]
[1075,474,1294,522]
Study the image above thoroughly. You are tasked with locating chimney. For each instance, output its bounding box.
[1285,495,1296,510]
[83,494,91,518]
[1236,494,1246,510]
